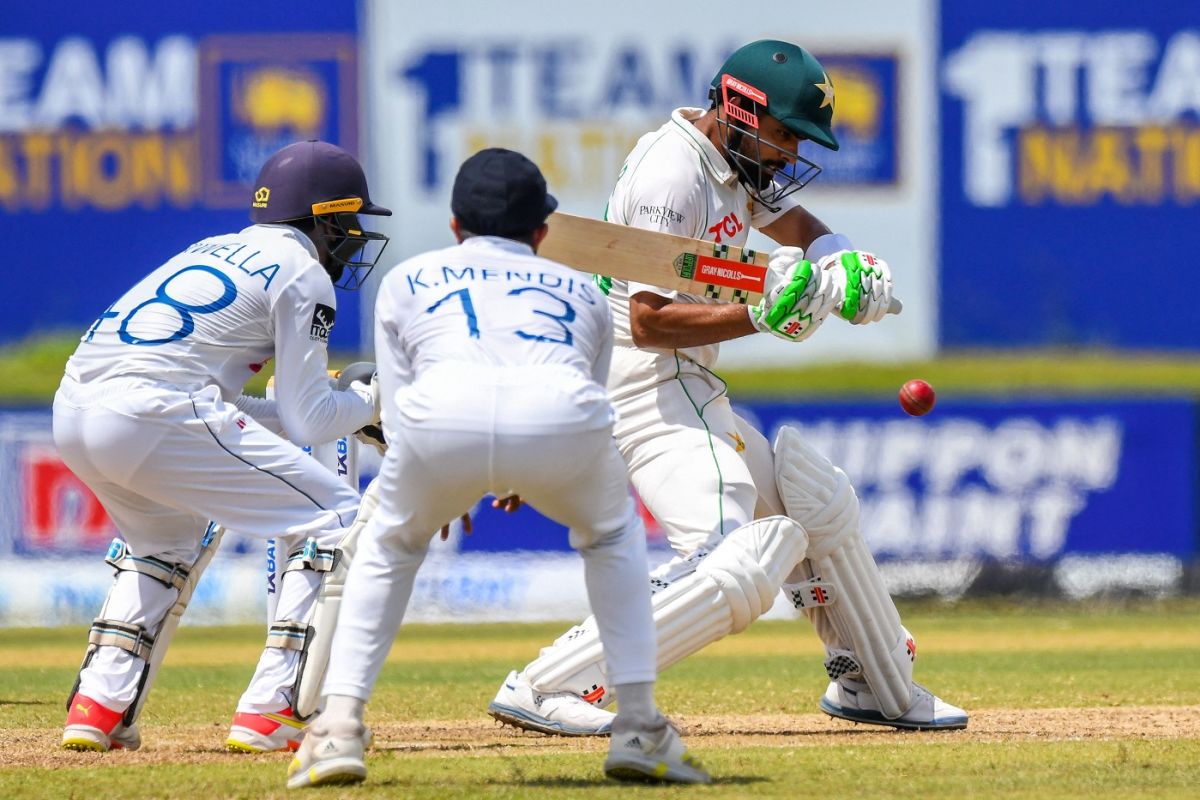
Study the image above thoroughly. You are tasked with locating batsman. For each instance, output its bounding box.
[488,40,967,734]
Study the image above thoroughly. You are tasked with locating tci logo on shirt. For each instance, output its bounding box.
[310,304,336,342]
[707,212,743,244]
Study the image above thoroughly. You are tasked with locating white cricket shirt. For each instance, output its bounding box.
[601,107,800,374]
[373,235,615,433]
[63,224,373,445]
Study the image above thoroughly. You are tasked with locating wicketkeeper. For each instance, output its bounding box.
[286,148,708,789]
[54,140,389,753]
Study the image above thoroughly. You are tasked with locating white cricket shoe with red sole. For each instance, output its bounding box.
[226,707,307,752]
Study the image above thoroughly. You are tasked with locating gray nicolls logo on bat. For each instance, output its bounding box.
[309,303,336,342]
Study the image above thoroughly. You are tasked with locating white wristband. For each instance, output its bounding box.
[804,233,853,264]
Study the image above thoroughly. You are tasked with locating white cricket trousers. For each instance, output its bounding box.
[608,348,785,556]
[322,371,656,701]
[52,376,359,713]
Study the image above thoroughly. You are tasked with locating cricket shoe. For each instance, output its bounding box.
[604,715,710,784]
[62,692,141,752]
[820,679,969,731]
[286,717,369,789]
[226,707,306,752]
[487,670,614,736]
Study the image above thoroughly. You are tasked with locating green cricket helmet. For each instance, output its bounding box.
[709,40,839,208]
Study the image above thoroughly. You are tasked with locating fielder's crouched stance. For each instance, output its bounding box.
[286,149,708,789]
[54,140,391,753]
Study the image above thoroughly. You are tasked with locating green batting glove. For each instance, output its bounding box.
[749,260,817,341]
[835,250,891,324]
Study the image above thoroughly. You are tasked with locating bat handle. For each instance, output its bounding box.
[888,296,903,315]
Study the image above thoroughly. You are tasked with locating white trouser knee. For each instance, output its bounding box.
[573,501,655,688]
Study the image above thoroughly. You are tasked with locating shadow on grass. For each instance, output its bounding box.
[691,725,901,738]
[377,741,531,754]
[491,775,769,788]
[0,699,54,706]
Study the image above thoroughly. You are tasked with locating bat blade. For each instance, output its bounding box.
[540,212,768,304]
[540,211,901,314]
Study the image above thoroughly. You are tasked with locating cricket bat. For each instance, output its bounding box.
[540,211,901,313]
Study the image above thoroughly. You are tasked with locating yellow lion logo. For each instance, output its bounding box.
[828,66,881,139]
[236,68,325,134]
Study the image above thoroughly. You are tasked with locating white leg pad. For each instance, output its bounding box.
[774,424,914,719]
[526,516,807,705]
[71,525,223,726]
[291,476,380,719]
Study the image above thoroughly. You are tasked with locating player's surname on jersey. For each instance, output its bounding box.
[186,239,282,288]
[401,264,599,304]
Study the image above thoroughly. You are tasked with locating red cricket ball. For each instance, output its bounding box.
[899,379,936,416]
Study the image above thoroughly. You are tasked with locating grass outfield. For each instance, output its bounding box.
[3,333,1200,404]
[2,601,1199,798]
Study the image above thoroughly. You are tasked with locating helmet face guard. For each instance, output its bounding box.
[249,140,392,290]
[714,74,822,212]
[311,200,389,291]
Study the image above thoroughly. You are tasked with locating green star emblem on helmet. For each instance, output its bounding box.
[711,40,840,151]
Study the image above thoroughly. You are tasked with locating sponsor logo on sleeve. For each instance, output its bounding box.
[636,204,685,226]
[309,303,336,342]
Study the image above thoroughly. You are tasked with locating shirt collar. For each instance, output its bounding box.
[460,235,536,256]
[669,107,736,185]
[245,223,321,260]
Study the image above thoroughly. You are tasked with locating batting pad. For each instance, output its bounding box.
[774,424,913,718]
[526,516,808,704]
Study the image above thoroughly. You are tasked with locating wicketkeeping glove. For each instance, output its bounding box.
[336,361,386,455]
[824,250,893,325]
[353,423,387,457]
[748,246,843,342]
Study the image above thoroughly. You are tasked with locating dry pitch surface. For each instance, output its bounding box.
[4,707,1200,769]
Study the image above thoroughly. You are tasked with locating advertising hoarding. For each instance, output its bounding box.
[365,0,938,364]
[3,1,366,349]
[940,4,1200,350]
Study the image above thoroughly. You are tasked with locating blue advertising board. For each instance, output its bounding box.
[5,396,1193,624]
[373,398,1198,563]
[3,1,366,349]
[800,54,899,186]
[939,4,1200,350]
[745,398,1197,561]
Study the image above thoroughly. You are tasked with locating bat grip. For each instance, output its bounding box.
[888,297,903,315]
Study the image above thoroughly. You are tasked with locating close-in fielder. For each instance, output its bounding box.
[488,40,968,735]
[54,140,390,753]
[287,148,708,789]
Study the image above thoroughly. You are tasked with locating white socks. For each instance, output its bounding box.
[612,681,659,732]
[322,694,366,726]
